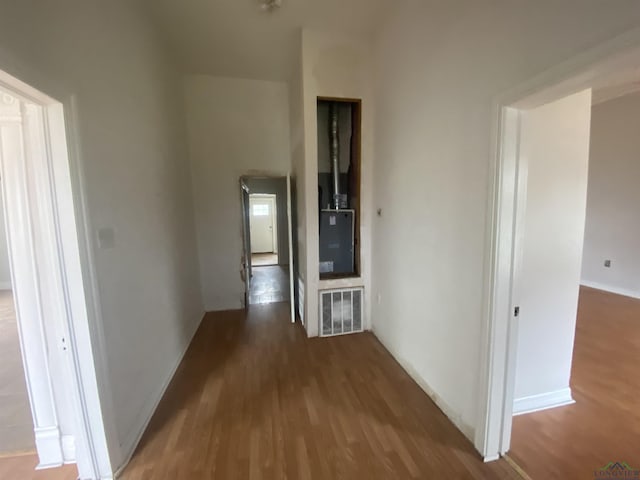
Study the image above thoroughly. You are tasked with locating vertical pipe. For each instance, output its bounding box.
[329,103,340,209]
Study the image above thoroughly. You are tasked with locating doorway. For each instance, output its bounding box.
[241,176,295,316]
[249,194,278,266]
[0,255,32,454]
[0,187,32,454]
[507,88,640,479]
[476,29,640,474]
[0,70,110,478]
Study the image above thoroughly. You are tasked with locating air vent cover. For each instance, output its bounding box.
[320,287,363,337]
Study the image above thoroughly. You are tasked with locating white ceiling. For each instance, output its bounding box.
[143,0,397,81]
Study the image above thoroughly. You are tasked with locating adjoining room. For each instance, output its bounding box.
[0,204,33,455]
[505,73,640,479]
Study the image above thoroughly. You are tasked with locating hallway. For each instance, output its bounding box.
[121,304,520,479]
[249,266,290,305]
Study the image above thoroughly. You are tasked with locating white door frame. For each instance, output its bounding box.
[287,175,295,323]
[240,175,296,323]
[0,70,113,478]
[475,27,640,461]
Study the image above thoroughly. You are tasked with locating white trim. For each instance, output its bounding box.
[373,329,475,443]
[476,26,640,462]
[33,426,63,470]
[114,312,205,477]
[580,281,640,300]
[61,434,76,464]
[287,175,295,323]
[513,388,575,416]
[298,276,305,325]
[0,281,12,290]
[59,95,119,477]
[0,69,114,478]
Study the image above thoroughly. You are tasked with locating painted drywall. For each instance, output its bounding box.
[582,91,640,298]
[371,0,640,440]
[514,90,592,410]
[185,75,291,311]
[289,32,307,320]
[0,205,11,290]
[0,0,203,472]
[246,177,289,264]
[298,29,374,338]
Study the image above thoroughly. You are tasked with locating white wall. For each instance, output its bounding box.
[289,33,307,320]
[582,91,640,298]
[299,29,374,337]
[0,206,11,289]
[371,0,640,441]
[514,90,592,412]
[0,0,203,471]
[185,75,291,311]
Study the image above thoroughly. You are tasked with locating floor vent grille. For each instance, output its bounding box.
[320,288,363,337]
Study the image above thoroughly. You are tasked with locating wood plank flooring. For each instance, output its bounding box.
[0,453,77,480]
[121,303,520,479]
[249,266,290,305]
[252,253,278,267]
[510,286,640,479]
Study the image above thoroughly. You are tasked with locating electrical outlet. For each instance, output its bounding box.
[604,259,611,268]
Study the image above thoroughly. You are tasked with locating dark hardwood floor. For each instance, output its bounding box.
[249,266,290,305]
[9,287,635,479]
[121,303,520,479]
[510,286,640,479]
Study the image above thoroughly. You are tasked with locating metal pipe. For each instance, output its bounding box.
[329,103,340,209]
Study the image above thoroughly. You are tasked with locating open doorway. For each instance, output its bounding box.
[241,176,295,313]
[0,71,110,478]
[477,33,640,479]
[508,85,640,479]
[0,205,33,454]
[250,194,278,267]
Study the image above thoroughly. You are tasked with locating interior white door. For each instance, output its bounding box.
[250,195,275,253]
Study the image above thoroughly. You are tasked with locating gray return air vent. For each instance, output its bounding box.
[320,288,363,337]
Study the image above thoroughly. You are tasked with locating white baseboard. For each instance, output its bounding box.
[114,311,205,477]
[513,387,575,415]
[61,434,75,463]
[483,454,500,463]
[371,329,475,443]
[34,426,64,470]
[581,281,640,300]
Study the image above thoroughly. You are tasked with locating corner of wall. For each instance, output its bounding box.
[114,310,205,476]
[371,327,476,443]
